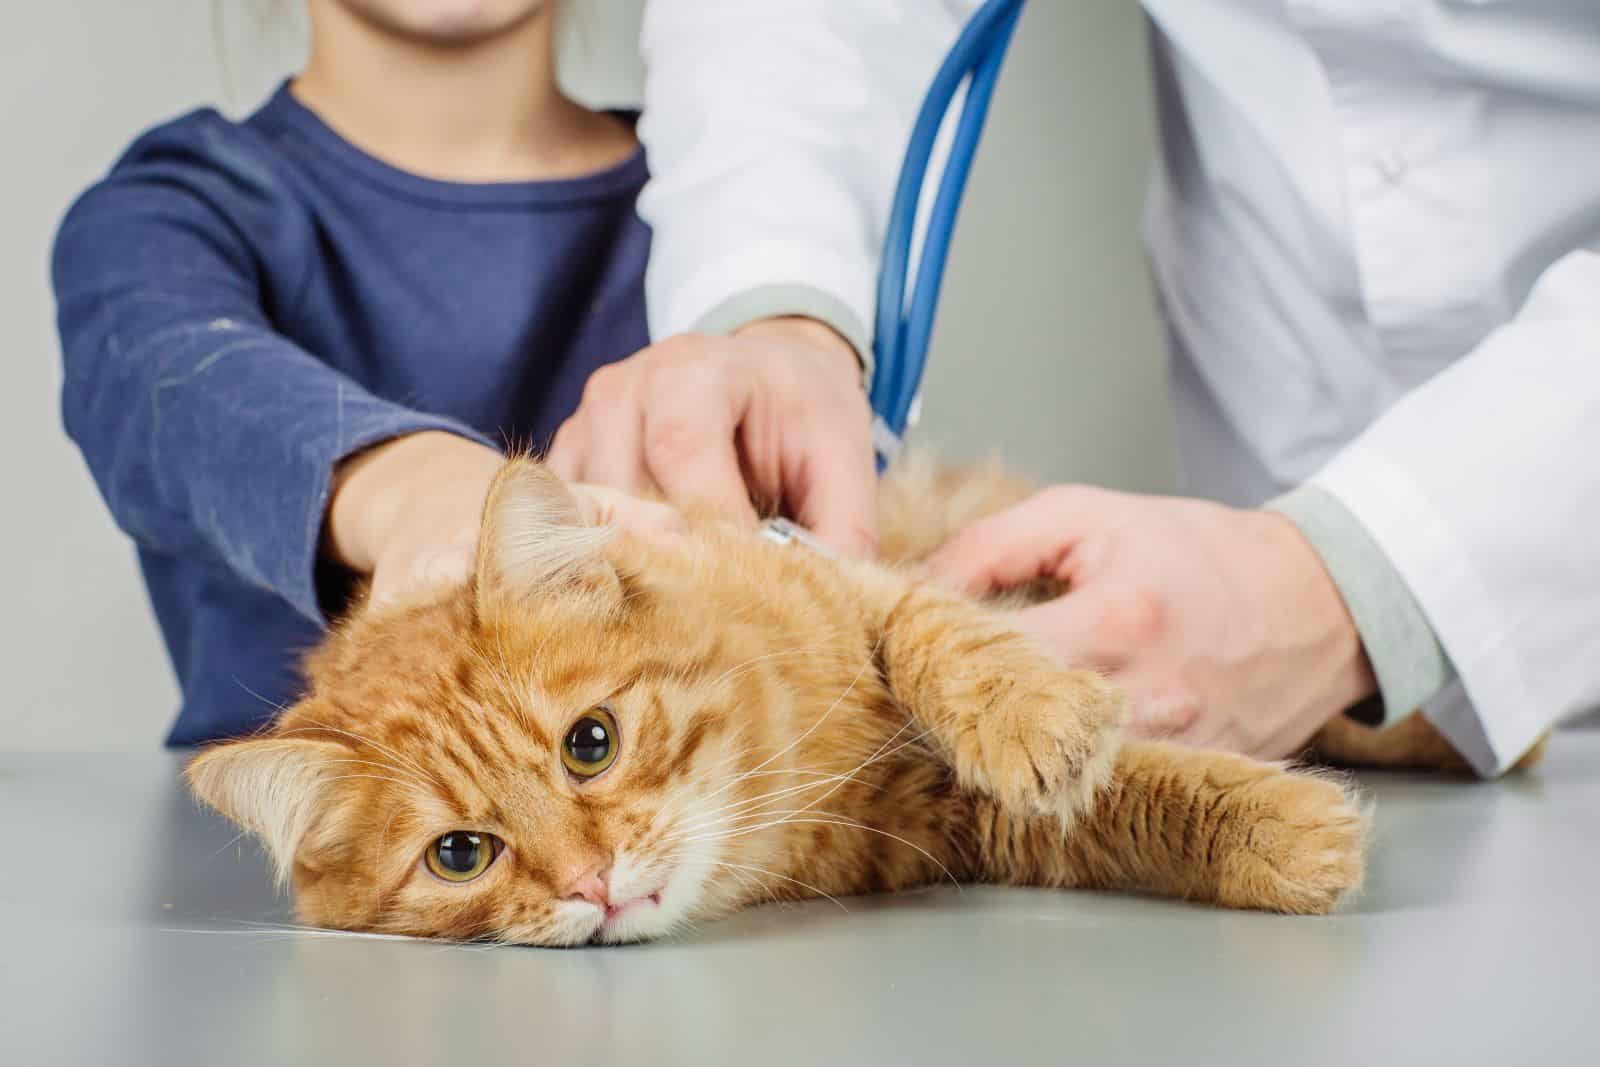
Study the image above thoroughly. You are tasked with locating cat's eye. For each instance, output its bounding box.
[562,706,620,779]
[424,831,502,883]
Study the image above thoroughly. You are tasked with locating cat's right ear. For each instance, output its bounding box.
[186,737,348,887]
[474,457,619,612]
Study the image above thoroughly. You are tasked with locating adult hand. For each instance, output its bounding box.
[546,316,879,557]
[927,486,1377,758]
[324,431,682,607]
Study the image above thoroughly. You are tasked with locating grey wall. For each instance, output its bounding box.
[2,1,1172,750]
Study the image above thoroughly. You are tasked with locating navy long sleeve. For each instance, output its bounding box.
[53,84,650,744]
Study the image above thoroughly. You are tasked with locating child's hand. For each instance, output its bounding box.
[325,432,680,608]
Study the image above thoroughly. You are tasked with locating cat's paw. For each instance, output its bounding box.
[1216,770,1367,915]
[948,666,1125,825]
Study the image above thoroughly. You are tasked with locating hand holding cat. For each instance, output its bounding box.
[324,431,682,608]
[928,486,1378,759]
[545,317,880,558]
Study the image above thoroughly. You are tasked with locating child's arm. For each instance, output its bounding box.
[52,159,491,621]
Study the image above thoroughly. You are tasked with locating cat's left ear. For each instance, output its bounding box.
[186,736,350,887]
[475,457,621,611]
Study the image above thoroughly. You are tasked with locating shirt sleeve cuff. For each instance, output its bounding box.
[1266,484,1455,725]
[690,283,874,391]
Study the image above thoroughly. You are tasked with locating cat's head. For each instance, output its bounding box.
[188,460,819,946]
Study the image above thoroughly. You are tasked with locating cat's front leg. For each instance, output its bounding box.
[863,575,1125,826]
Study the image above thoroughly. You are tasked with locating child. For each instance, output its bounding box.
[54,0,670,745]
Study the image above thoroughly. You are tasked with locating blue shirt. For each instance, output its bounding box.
[52,84,651,745]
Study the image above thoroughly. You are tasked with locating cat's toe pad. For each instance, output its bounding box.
[1217,772,1368,915]
[949,668,1125,824]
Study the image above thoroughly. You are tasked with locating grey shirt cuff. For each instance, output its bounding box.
[1267,484,1455,724]
[691,284,874,391]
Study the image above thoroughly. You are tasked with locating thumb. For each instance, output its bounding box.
[1008,589,1120,671]
[927,487,1091,595]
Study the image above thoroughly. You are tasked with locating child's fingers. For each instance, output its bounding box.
[368,547,475,610]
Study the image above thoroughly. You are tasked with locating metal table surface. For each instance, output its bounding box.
[5,732,1598,1066]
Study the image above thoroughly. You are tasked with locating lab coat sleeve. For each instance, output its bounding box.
[1311,251,1600,776]
[635,0,982,369]
[53,165,489,624]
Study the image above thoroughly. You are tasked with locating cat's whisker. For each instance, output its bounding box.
[204,829,249,861]
[173,919,443,945]
[673,713,957,870]
[711,711,926,831]
[654,754,826,832]
[320,773,428,792]
[703,858,764,901]
[726,768,860,783]
[670,767,880,824]
[233,677,291,716]
[777,711,954,820]
[670,778,838,830]
[647,739,767,826]
[317,757,432,788]
[706,861,851,913]
[699,635,884,804]
[667,769,887,834]
[667,694,929,840]
[687,816,960,890]
[279,720,447,789]
[678,806,848,833]
[696,645,844,697]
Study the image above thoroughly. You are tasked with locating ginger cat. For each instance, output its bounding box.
[190,457,1423,946]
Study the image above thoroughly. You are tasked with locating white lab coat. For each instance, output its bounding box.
[638,0,1600,776]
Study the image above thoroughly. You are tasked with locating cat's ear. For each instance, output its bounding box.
[186,736,348,887]
[475,457,619,610]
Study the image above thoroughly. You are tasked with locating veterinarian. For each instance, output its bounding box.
[557,2,1600,777]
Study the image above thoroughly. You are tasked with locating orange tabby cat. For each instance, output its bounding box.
[191,457,1377,945]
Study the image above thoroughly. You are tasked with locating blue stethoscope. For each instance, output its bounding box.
[869,0,1026,469]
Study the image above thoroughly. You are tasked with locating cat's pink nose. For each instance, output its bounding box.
[565,866,611,908]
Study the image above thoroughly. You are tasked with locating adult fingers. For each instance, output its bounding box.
[546,366,654,493]
[927,486,1095,595]
[572,483,688,546]
[575,365,654,493]
[787,416,879,559]
[641,356,759,526]
[545,417,583,482]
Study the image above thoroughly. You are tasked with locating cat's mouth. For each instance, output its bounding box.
[603,889,663,927]
[581,881,669,944]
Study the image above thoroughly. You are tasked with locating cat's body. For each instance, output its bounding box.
[188,458,1510,945]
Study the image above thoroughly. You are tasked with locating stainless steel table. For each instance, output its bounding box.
[5,734,1598,1066]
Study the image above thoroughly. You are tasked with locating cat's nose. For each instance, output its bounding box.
[565,865,611,908]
